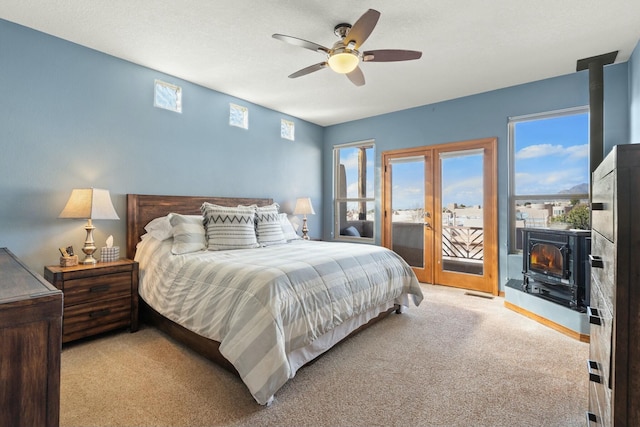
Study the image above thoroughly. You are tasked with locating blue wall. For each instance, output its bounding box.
[1,17,637,290]
[323,58,631,291]
[0,19,324,271]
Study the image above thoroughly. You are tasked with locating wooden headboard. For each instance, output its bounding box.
[126,194,273,260]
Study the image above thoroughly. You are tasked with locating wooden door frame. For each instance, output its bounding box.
[382,137,498,295]
[382,149,433,283]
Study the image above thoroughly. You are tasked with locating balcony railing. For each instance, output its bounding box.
[442,225,484,261]
[391,223,484,260]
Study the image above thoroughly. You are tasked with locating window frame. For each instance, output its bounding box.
[333,140,375,242]
[508,106,590,253]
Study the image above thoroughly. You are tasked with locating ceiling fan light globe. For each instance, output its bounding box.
[328,52,359,74]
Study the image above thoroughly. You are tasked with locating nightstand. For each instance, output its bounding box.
[44,259,138,343]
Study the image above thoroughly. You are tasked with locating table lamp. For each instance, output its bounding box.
[59,188,119,264]
[294,197,315,240]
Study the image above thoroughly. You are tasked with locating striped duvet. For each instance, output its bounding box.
[135,237,423,405]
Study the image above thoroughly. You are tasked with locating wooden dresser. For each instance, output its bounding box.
[588,144,640,426]
[0,248,63,427]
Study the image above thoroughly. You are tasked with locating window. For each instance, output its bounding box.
[229,103,248,129]
[154,80,182,113]
[281,119,295,140]
[508,107,590,252]
[334,140,375,241]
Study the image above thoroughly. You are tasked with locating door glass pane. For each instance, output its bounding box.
[390,157,425,268]
[441,150,484,275]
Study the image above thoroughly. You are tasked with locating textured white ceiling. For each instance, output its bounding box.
[1,1,639,126]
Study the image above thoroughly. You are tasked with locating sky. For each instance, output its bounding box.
[339,146,374,199]
[391,159,425,210]
[514,112,589,195]
[390,154,483,209]
[341,111,589,210]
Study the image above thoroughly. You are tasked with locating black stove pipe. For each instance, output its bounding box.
[576,51,618,176]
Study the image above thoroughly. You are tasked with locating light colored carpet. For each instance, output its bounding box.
[60,284,588,427]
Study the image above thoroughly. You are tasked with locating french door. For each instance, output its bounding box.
[382,138,498,295]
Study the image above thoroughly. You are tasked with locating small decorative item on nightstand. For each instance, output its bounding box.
[100,247,119,263]
[294,197,315,240]
[59,245,78,266]
[100,235,120,262]
[59,255,78,267]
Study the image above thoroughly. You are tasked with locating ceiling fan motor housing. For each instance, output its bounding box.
[328,23,361,73]
[334,23,352,38]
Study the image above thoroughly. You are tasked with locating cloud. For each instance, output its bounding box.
[515,167,586,194]
[390,185,424,209]
[516,143,588,160]
[515,144,565,159]
[564,144,588,159]
[340,151,360,169]
[346,181,374,198]
[339,148,374,170]
[442,176,483,206]
[393,186,423,198]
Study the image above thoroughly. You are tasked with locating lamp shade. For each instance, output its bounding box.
[59,188,119,220]
[294,197,315,216]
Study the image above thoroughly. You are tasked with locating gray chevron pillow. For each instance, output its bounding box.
[255,203,286,246]
[201,203,259,250]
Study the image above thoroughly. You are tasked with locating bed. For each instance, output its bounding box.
[126,194,423,405]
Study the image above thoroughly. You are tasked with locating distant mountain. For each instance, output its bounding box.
[558,183,589,194]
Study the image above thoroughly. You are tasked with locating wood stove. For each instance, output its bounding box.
[521,228,591,311]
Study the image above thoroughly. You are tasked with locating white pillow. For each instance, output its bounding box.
[279,213,301,241]
[201,203,259,250]
[168,213,206,254]
[255,204,286,246]
[144,216,173,241]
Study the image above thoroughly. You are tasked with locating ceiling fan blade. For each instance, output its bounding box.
[288,62,328,79]
[346,66,365,86]
[363,49,423,62]
[344,9,380,49]
[272,34,330,54]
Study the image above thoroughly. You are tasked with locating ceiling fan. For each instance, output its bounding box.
[272,9,422,86]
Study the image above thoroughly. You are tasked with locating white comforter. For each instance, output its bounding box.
[135,237,423,405]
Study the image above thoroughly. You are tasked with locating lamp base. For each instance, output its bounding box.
[301,216,310,240]
[82,220,98,264]
[81,252,98,265]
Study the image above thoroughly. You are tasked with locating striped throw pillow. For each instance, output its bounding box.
[255,203,286,246]
[168,213,206,254]
[201,203,259,250]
